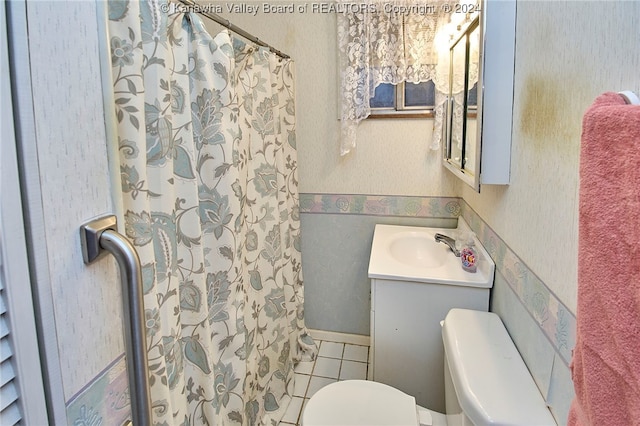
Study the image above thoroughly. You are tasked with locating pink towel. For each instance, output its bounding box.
[569,92,640,426]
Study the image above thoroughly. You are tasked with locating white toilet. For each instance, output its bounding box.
[302,309,556,426]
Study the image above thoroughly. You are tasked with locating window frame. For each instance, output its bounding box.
[368,81,436,119]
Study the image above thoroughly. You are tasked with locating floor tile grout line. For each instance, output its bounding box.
[288,339,371,425]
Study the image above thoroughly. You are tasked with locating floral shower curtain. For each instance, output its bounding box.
[108,1,316,424]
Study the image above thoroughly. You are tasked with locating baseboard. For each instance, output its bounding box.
[308,328,371,346]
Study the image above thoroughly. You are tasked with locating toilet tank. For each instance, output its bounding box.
[442,309,556,425]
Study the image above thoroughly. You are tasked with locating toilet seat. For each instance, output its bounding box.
[302,380,419,426]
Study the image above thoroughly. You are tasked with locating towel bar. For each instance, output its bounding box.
[619,90,640,105]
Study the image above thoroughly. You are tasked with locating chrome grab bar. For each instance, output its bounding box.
[80,215,152,425]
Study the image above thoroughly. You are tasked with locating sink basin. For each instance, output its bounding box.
[388,232,452,268]
[368,218,495,287]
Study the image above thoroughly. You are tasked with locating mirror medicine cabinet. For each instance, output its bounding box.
[442,0,517,192]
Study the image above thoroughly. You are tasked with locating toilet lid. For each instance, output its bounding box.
[302,380,418,426]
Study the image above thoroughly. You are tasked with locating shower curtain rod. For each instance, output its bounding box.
[175,0,290,59]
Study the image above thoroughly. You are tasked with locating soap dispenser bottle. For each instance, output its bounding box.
[459,233,478,273]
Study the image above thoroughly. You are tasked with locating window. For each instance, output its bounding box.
[369,80,478,119]
[369,80,437,118]
[337,2,457,152]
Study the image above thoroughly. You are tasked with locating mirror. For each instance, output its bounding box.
[464,22,480,176]
[444,16,481,189]
[442,0,516,192]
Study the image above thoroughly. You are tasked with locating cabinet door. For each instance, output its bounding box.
[371,279,489,411]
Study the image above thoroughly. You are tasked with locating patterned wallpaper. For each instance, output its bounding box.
[66,356,130,426]
[300,194,461,218]
[69,193,576,424]
[22,0,126,420]
[460,204,575,366]
[300,193,576,366]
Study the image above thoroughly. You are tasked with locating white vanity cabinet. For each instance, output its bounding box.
[367,220,494,412]
[369,278,490,412]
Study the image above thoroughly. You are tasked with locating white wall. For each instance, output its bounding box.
[14,0,125,414]
[463,0,640,314]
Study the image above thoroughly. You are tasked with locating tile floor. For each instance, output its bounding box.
[280,339,370,425]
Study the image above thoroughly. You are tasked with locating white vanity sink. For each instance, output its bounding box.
[367,217,495,410]
[387,232,450,269]
[368,217,494,287]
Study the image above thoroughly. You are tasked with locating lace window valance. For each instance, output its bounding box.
[337,0,460,155]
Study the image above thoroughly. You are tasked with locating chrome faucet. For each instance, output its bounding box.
[434,233,460,257]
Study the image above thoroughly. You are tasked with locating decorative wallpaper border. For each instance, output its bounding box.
[299,193,461,218]
[460,203,576,367]
[66,194,576,422]
[300,193,576,367]
[66,354,130,426]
